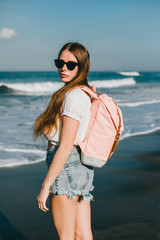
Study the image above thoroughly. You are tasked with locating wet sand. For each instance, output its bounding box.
[0,131,160,240]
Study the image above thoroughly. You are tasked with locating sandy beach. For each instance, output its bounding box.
[0,130,160,240]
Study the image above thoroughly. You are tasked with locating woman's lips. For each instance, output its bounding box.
[60,73,68,77]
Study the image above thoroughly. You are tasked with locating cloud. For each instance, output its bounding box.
[0,28,18,40]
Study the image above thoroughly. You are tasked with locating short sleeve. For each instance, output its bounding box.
[61,89,86,121]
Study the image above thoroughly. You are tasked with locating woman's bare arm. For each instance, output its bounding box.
[36,115,80,212]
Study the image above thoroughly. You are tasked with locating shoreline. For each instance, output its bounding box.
[0,130,160,240]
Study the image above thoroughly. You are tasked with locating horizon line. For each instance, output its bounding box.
[0,70,160,73]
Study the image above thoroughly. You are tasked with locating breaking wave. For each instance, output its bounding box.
[0,78,136,95]
[118,71,140,76]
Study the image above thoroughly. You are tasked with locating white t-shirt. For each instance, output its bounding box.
[48,88,91,146]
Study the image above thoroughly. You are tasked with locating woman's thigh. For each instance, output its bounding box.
[75,200,93,240]
[50,195,78,239]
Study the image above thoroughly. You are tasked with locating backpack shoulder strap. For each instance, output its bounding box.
[78,85,99,99]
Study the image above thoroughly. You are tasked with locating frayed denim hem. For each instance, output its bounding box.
[49,190,94,202]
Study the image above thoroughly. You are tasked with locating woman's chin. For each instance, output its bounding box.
[60,77,71,83]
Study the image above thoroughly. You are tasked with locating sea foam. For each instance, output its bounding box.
[118,99,160,107]
[90,78,136,88]
[118,71,140,76]
[0,157,45,168]
[0,146,45,154]
[120,126,160,141]
[0,146,46,168]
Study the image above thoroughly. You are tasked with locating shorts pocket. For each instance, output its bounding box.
[64,162,90,190]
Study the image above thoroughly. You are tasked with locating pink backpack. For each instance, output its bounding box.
[75,85,124,168]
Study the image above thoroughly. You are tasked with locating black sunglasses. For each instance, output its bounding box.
[54,59,79,71]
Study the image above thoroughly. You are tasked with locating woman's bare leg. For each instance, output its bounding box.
[75,198,93,240]
[50,195,79,240]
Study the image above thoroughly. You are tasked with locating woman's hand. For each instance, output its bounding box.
[36,185,49,212]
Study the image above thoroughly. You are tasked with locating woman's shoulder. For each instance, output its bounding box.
[65,88,91,104]
[62,87,91,120]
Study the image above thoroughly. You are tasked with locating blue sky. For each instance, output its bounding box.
[0,0,160,71]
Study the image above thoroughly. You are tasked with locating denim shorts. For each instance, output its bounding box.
[46,145,94,201]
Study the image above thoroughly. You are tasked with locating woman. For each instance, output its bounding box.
[34,42,97,240]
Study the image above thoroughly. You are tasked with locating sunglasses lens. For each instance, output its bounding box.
[67,62,77,70]
[54,59,64,69]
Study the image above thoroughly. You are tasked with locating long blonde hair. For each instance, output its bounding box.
[33,42,97,138]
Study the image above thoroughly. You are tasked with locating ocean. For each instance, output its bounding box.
[0,71,160,168]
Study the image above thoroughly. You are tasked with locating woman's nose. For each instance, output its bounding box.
[61,63,67,71]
